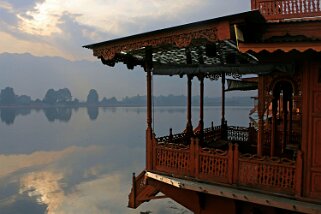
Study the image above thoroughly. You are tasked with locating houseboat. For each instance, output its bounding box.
[84,0,321,213]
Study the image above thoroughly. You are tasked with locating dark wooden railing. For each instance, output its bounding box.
[252,0,321,20]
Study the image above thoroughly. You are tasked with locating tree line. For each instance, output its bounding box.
[0,87,253,107]
[0,87,100,107]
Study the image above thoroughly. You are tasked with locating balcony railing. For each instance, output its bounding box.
[252,0,321,20]
[150,128,303,196]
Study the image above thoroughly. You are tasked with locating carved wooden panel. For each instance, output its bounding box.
[314,93,321,113]
[312,172,321,194]
[311,173,321,197]
[155,144,190,175]
[238,155,296,194]
[199,148,229,181]
[312,118,321,167]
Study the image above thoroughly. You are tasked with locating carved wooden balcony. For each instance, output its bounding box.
[148,126,303,197]
[251,0,321,20]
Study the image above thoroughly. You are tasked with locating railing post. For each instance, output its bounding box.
[129,172,137,208]
[169,128,173,143]
[146,128,153,171]
[228,143,234,184]
[190,137,195,177]
[295,150,303,197]
[195,138,200,179]
[233,144,239,184]
[152,133,157,171]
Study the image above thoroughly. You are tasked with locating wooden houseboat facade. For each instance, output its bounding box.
[84,1,321,213]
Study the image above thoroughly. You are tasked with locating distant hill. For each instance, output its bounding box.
[0,52,146,100]
[102,95,253,107]
[0,53,257,102]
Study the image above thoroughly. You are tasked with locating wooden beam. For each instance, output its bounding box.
[146,171,321,214]
[239,42,321,54]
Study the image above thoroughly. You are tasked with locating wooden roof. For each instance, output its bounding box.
[84,8,321,74]
[83,11,265,70]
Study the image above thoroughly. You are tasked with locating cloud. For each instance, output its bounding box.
[0,0,250,60]
[0,146,98,177]
[0,1,13,11]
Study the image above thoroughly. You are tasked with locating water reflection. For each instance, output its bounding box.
[0,107,188,125]
[0,108,32,125]
[87,106,99,120]
[0,107,250,213]
[43,107,72,122]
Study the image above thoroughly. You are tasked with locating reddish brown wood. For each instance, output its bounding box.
[227,144,234,184]
[221,72,226,127]
[257,76,265,157]
[146,65,153,170]
[186,75,193,134]
[252,0,321,20]
[128,171,159,208]
[190,138,196,177]
[233,144,239,183]
[295,150,303,197]
[195,138,200,179]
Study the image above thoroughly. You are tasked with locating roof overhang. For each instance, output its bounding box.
[153,63,294,77]
[83,11,265,71]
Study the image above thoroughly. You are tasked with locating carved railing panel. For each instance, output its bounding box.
[156,132,188,144]
[238,154,296,194]
[198,147,230,183]
[150,127,302,196]
[252,0,321,20]
[154,143,190,175]
[227,126,250,142]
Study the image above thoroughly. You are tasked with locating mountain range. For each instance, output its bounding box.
[0,52,256,101]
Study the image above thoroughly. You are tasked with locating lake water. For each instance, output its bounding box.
[0,106,251,214]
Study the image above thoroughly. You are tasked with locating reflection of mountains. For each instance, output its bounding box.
[102,107,186,114]
[0,108,32,125]
[0,107,101,124]
[0,106,189,124]
[43,107,72,122]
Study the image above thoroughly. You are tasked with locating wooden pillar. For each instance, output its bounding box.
[221,72,226,126]
[271,97,277,157]
[283,93,288,153]
[295,150,303,197]
[145,48,153,170]
[146,68,152,130]
[197,76,204,140]
[289,96,293,145]
[257,76,264,157]
[251,0,257,10]
[186,75,193,134]
[221,72,227,140]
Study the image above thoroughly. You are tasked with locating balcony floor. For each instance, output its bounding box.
[146,171,321,214]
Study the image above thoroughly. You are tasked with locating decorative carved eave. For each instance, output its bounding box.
[239,41,321,53]
[261,20,321,41]
[83,11,265,69]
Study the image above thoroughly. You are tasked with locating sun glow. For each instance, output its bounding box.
[17,1,62,36]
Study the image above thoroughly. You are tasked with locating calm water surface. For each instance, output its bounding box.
[0,106,251,214]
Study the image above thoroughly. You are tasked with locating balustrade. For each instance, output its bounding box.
[252,0,321,20]
[237,154,297,194]
[151,133,302,196]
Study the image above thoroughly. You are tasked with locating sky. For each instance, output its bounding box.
[0,0,254,100]
[0,0,250,60]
